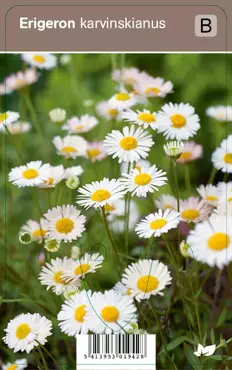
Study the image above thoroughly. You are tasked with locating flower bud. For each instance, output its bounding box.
[44,239,60,252]
[180,240,193,258]
[164,141,184,160]
[19,231,32,245]
[66,175,80,190]
[71,246,81,259]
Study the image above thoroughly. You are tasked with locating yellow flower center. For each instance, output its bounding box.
[56,217,74,234]
[104,204,116,212]
[126,288,131,296]
[181,209,199,221]
[137,113,156,123]
[53,271,68,285]
[145,87,160,95]
[150,218,167,230]
[164,204,174,209]
[91,189,111,202]
[22,168,38,179]
[32,228,47,238]
[179,152,192,161]
[108,109,118,118]
[206,195,217,201]
[228,197,232,202]
[88,149,101,158]
[7,365,17,370]
[46,177,55,185]
[0,112,8,123]
[61,146,77,154]
[101,306,119,322]
[134,173,152,186]
[171,114,186,128]
[33,55,46,63]
[137,275,159,293]
[16,323,31,340]
[208,232,230,251]
[74,304,87,323]
[120,136,137,150]
[224,153,232,164]
[115,93,130,101]
[75,125,85,131]
[75,263,91,276]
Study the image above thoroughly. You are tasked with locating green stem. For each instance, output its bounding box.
[5,127,24,163]
[37,346,49,370]
[149,300,178,370]
[171,160,180,212]
[124,192,131,258]
[187,261,203,343]
[111,54,117,72]
[184,165,191,193]
[208,167,217,184]
[101,208,121,273]
[23,91,44,139]
[41,344,63,370]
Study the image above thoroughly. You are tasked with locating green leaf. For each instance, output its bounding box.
[184,343,201,369]
[210,329,215,345]
[216,308,227,327]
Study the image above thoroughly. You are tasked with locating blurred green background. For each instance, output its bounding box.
[0,54,232,369]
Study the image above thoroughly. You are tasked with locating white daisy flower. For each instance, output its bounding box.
[20,219,48,243]
[49,108,66,123]
[135,209,180,238]
[64,166,84,179]
[22,53,57,70]
[39,257,80,295]
[2,359,28,370]
[121,109,158,130]
[120,159,151,174]
[212,135,232,173]
[8,161,50,188]
[60,54,71,66]
[3,313,52,353]
[163,140,184,159]
[108,92,138,111]
[215,199,232,216]
[197,184,219,207]
[52,135,87,159]
[63,253,104,283]
[96,100,121,121]
[77,178,125,209]
[177,141,203,163]
[194,343,216,357]
[87,141,108,162]
[157,103,200,140]
[104,125,154,163]
[155,194,177,211]
[112,67,141,86]
[206,105,232,122]
[187,214,232,268]
[217,181,232,196]
[38,165,65,188]
[113,281,132,296]
[120,165,167,197]
[135,74,173,98]
[63,115,98,134]
[89,290,137,334]
[180,197,212,223]
[3,121,31,135]
[105,199,140,234]
[0,111,20,131]
[43,205,86,242]
[122,259,172,301]
[5,69,39,91]
[57,290,93,336]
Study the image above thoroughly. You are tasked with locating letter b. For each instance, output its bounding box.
[195,15,217,37]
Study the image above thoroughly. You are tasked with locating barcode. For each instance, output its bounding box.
[87,334,147,358]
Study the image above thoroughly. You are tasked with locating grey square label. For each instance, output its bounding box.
[195,15,217,37]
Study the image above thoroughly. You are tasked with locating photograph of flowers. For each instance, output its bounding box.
[1,53,232,369]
